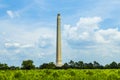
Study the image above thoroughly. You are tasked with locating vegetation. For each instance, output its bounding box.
[0,60,120,69]
[0,60,120,80]
[0,69,120,80]
[21,60,35,70]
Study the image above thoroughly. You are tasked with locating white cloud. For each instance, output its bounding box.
[95,28,120,44]
[64,17,102,41]
[77,17,102,27]
[4,42,35,49]
[5,42,20,48]
[20,44,34,48]
[6,10,14,18]
[6,10,20,19]
[64,17,120,45]
[63,16,120,61]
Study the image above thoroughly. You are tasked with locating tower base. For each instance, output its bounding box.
[56,63,63,67]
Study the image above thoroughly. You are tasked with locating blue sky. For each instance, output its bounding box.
[0,0,120,66]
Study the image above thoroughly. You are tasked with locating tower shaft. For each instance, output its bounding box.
[56,14,62,67]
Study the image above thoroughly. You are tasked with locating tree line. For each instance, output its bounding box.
[0,60,120,70]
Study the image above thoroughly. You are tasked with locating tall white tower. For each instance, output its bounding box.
[56,13,62,67]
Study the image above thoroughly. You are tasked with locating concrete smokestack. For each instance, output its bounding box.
[56,13,62,67]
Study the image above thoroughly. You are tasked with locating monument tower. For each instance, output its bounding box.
[56,13,62,67]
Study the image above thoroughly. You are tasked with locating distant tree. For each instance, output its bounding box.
[74,62,79,68]
[1,60,120,69]
[83,63,93,69]
[9,66,16,70]
[93,61,100,69]
[9,66,20,70]
[40,62,56,69]
[88,63,93,69]
[77,61,84,69]
[69,60,75,68]
[99,65,104,69]
[16,66,20,70]
[21,60,35,70]
[35,67,39,69]
[104,64,110,69]
[117,63,120,69]
[39,63,48,69]
[109,61,118,69]
[48,62,56,69]
[62,63,69,69]
[83,63,89,69]
[0,63,9,70]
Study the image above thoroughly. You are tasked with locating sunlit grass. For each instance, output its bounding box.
[0,69,120,80]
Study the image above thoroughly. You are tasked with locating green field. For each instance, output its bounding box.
[0,69,120,80]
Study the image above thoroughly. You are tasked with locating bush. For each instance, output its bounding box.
[14,71,23,78]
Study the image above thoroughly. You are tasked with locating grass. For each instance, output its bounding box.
[0,69,120,80]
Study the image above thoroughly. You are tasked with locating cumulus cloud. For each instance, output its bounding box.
[63,17,101,49]
[76,17,102,28]
[64,17,120,46]
[62,17,120,65]
[95,28,120,44]
[63,16,120,64]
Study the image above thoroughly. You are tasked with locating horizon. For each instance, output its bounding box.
[0,0,120,66]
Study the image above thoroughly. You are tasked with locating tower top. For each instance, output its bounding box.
[57,13,60,16]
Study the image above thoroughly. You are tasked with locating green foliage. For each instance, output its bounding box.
[86,71,94,76]
[0,69,120,80]
[0,63,9,70]
[1,60,120,69]
[109,61,118,69]
[9,66,20,70]
[52,72,59,78]
[40,62,56,69]
[21,60,35,70]
[14,71,23,78]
